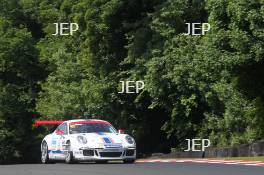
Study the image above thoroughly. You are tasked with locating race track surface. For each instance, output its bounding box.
[0,162,263,175]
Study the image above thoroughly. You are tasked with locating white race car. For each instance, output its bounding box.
[40,119,136,164]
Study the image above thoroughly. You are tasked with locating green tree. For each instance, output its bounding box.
[0,14,45,163]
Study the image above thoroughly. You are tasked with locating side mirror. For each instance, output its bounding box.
[118,129,124,134]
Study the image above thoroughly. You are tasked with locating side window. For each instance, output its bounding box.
[55,123,68,135]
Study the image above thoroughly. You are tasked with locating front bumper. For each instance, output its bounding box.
[73,147,136,161]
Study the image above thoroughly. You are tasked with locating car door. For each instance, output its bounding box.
[51,122,68,159]
[58,123,68,153]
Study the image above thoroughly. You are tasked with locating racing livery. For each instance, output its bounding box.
[40,119,136,164]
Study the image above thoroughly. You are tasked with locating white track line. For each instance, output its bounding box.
[136,159,264,167]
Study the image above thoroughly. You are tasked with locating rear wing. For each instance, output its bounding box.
[34,120,64,126]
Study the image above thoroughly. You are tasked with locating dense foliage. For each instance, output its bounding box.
[0,0,263,162]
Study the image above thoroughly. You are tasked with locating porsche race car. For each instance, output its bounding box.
[40,119,136,164]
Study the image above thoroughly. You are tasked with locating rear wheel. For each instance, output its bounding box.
[65,141,76,164]
[41,141,53,164]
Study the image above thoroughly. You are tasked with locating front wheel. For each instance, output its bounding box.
[123,159,136,164]
[65,141,76,164]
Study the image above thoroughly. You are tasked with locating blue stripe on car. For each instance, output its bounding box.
[103,137,112,144]
[48,150,65,154]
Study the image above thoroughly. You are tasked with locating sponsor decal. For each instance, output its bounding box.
[70,124,76,128]
[74,151,82,154]
[52,139,56,145]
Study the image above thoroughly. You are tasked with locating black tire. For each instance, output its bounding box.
[41,141,53,164]
[123,159,136,164]
[65,141,76,164]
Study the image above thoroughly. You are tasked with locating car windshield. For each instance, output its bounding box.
[69,123,117,134]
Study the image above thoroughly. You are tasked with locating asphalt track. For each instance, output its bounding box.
[0,162,264,175]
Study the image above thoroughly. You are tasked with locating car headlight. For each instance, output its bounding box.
[77,136,87,144]
[125,135,135,144]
